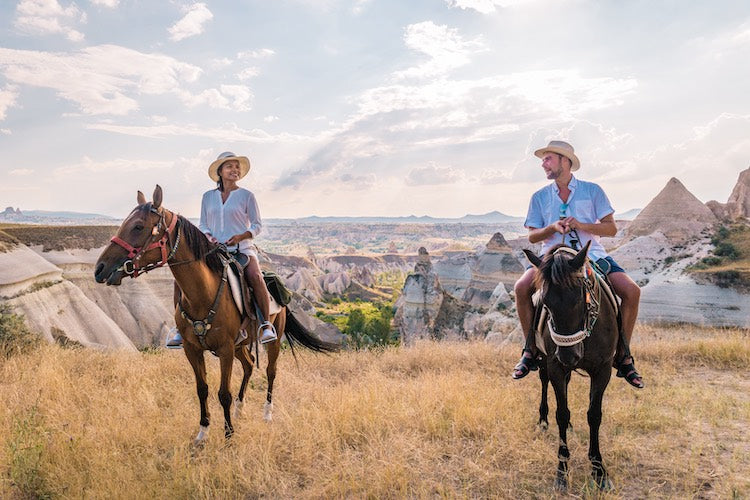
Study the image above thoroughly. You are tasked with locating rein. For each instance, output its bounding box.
[546,256,602,347]
[110,207,180,277]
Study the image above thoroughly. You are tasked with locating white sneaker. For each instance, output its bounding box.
[259,322,277,344]
[166,327,183,348]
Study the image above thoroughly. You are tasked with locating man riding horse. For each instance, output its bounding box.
[512,140,644,389]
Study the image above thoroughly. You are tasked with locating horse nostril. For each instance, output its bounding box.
[94,262,105,282]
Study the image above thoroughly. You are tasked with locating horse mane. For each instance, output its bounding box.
[178,215,224,274]
[535,244,585,291]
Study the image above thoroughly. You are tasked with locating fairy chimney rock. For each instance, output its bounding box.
[626,177,717,242]
[725,167,750,219]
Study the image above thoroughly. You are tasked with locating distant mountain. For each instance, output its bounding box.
[615,208,642,221]
[266,211,524,224]
[0,209,118,225]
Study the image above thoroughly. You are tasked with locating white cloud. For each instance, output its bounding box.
[395,21,484,79]
[0,45,226,116]
[237,49,275,59]
[237,66,260,80]
[168,3,213,42]
[264,115,279,123]
[0,85,20,121]
[406,163,466,186]
[14,0,85,41]
[445,0,535,14]
[9,168,34,176]
[90,0,119,7]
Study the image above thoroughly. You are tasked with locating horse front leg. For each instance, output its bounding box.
[538,359,549,430]
[233,345,254,420]
[217,347,235,439]
[588,366,614,491]
[183,343,210,446]
[550,367,571,492]
[263,312,284,422]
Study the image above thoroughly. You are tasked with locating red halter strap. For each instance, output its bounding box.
[110,208,179,278]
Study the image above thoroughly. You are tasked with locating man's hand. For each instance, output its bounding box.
[551,219,569,234]
[561,216,580,232]
[206,234,218,244]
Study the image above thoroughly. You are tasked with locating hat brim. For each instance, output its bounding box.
[208,156,251,182]
[534,147,580,171]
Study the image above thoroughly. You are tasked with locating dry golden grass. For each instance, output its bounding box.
[1,326,748,499]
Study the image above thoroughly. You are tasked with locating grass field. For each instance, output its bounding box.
[1,325,748,499]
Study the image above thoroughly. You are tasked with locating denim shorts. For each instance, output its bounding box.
[594,256,625,275]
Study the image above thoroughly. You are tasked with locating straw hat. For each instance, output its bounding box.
[534,140,580,171]
[208,151,251,182]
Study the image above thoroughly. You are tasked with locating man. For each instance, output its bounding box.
[511,140,643,388]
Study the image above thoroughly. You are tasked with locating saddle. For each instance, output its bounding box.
[220,249,289,322]
[532,258,621,356]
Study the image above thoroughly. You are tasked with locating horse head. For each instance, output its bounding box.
[523,240,591,368]
[94,185,177,285]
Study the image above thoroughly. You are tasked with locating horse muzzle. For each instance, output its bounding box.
[94,260,125,286]
[555,344,583,368]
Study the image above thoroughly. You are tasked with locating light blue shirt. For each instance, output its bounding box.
[524,176,614,261]
[199,187,262,255]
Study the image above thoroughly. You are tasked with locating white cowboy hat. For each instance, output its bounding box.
[534,140,581,171]
[208,151,251,182]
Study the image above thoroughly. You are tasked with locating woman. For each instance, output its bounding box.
[167,151,276,347]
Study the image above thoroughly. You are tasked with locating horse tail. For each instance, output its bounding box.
[284,309,340,354]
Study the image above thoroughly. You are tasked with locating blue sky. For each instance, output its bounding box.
[1,0,749,219]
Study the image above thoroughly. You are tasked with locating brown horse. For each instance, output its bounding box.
[94,185,338,445]
[523,241,618,492]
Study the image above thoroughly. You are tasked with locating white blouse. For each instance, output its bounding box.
[199,187,262,254]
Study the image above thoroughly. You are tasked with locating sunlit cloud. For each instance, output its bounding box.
[168,2,213,42]
[0,45,248,115]
[0,85,20,120]
[406,163,466,186]
[237,49,275,59]
[395,21,484,80]
[14,0,85,42]
[9,168,34,176]
[90,0,119,7]
[445,0,536,14]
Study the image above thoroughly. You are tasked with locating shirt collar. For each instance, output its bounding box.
[552,175,578,194]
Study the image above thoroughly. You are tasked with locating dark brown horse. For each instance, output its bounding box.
[523,241,618,492]
[94,185,338,446]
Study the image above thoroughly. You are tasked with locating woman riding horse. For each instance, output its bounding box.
[167,151,276,347]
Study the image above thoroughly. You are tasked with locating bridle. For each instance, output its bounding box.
[545,252,602,347]
[110,205,181,278]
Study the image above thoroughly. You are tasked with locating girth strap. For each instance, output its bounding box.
[178,260,229,350]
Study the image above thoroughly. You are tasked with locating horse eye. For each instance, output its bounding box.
[133,224,144,232]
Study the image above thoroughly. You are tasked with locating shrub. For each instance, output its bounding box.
[0,303,38,359]
[700,256,722,267]
[7,404,53,499]
[713,242,739,259]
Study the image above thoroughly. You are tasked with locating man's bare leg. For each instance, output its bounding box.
[512,268,538,379]
[608,272,644,388]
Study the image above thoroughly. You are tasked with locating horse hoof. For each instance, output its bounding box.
[553,478,567,492]
[591,475,614,491]
[537,420,549,431]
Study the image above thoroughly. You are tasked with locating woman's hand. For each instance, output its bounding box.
[225,232,249,246]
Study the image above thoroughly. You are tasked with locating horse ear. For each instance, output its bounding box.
[137,191,146,205]
[523,249,542,268]
[153,185,163,209]
[569,240,591,270]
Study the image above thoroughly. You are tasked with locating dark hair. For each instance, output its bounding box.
[216,164,225,192]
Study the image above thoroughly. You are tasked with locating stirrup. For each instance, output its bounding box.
[258,321,277,344]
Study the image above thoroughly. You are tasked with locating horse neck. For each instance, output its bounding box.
[169,230,222,308]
